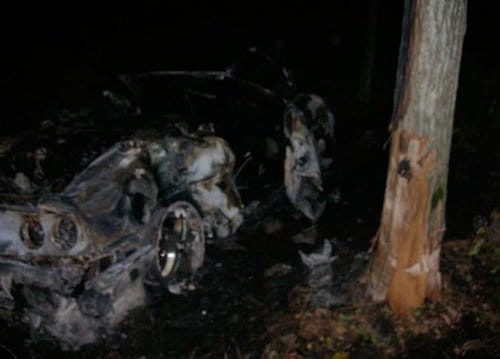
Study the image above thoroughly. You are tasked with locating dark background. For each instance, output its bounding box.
[6,3,403,115]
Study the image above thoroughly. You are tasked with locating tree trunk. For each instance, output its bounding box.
[364,0,467,315]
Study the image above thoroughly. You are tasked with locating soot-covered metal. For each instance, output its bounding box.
[0,51,335,349]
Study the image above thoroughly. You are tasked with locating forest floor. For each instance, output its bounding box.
[262,220,500,359]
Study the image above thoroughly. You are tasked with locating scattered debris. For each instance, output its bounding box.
[298,240,346,308]
[291,225,318,245]
[299,240,337,273]
[264,263,293,278]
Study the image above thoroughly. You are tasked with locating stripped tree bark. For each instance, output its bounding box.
[363,0,467,314]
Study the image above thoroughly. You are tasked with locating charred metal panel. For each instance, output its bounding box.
[284,94,334,221]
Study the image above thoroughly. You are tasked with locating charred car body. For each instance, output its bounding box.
[0,51,334,348]
[0,132,242,347]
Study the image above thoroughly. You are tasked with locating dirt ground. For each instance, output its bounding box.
[263,223,500,359]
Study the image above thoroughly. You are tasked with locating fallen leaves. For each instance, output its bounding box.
[264,237,500,358]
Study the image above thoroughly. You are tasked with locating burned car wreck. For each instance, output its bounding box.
[0,131,243,347]
[0,54,334,349]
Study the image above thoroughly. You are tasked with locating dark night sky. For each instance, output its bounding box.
[4,2,499,124]
[5,3,402,115]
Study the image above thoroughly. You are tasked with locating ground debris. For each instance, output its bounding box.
[263,237,500,358]
[264,263,293,278]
